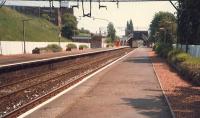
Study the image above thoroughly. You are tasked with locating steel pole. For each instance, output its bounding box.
[22,19,32,54]
[23,21,26,54]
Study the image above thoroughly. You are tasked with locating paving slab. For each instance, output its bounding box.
[24,48,172,118]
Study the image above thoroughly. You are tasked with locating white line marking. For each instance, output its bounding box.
[18,48,136,118]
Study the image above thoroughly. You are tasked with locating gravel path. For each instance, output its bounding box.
[149,50,200,118]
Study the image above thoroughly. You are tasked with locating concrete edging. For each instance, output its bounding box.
[151,60,176,118]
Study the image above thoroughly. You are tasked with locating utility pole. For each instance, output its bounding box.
[38,7,41,18]
[58,0,62,46]
[0,38,2,55]
[22,19,32,54]
[160,27,167,43]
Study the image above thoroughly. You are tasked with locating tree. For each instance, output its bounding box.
[149,11,176,44]
[125,21,129,36]
[61,13,78,39]
[178,0,200,45]
[125,19,134,36]
[78,28,90,35]
[107,22,116,42]
[129,19,134,33]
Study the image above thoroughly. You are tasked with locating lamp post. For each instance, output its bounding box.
[22,19,32,54]
[159,27,167,43]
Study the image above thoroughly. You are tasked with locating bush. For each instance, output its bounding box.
[176,53,190,63]
[32,47,40,54]
[79,45,88,50]
[167,49,190,64]
[160,47,172,58]
[66,43,77,49]
[152,44,157,51]
[46,44,62,52]
[154,43,172,58]
[180,58,200,85]
[165,48,200,85]
[168,49,182,59]
[106,43,114,48]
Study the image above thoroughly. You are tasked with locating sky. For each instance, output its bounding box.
[5,1,176,36]
[73,1,176,36]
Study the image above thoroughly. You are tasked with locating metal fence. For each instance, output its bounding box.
[173,44,200,57]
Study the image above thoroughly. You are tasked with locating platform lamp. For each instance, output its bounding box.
[22,19,32,54]
[159,27,167,43]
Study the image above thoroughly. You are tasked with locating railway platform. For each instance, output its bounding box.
[0,48,115,66]
[20,48,172,118]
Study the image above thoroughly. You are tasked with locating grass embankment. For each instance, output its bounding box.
[0,7,69,42]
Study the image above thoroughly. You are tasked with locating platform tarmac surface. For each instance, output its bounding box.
[23,48,172,118]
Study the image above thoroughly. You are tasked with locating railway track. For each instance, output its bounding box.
[0,55,102,98]
[0,50,104,87]
[0,47,132,118]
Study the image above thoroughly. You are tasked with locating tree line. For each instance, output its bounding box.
[150,0,200,49]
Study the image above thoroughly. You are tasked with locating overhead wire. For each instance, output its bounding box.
[0,0,6,8]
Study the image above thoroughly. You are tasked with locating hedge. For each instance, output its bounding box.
[32,44,62,54]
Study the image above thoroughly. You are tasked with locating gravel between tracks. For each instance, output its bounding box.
[149,50,200,118]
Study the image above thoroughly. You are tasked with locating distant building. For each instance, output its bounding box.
[72,35,105,48]
[90,35,102,48]
[72,36,91,43]
[133,31,148,40]
[126,31,148,48]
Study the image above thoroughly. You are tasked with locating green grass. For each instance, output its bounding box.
[0,7,70,42]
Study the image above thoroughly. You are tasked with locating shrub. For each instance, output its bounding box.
[154,43,172,58]
[106,43,114,48]
[167,49,182,63]
[32,47,40,54]
[79,45,88,50]
[168,49,182,59]
[154,43,162,53]
[160,47,172,58]
[167,49,190,64]
[152,44,157,51]
[176,53,190,63]
[67,43,77,49]
[180,58,200,85]
[46,44,62,52]
[154,44,200,86]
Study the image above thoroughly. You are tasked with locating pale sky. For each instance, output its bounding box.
[73,1,176,36]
